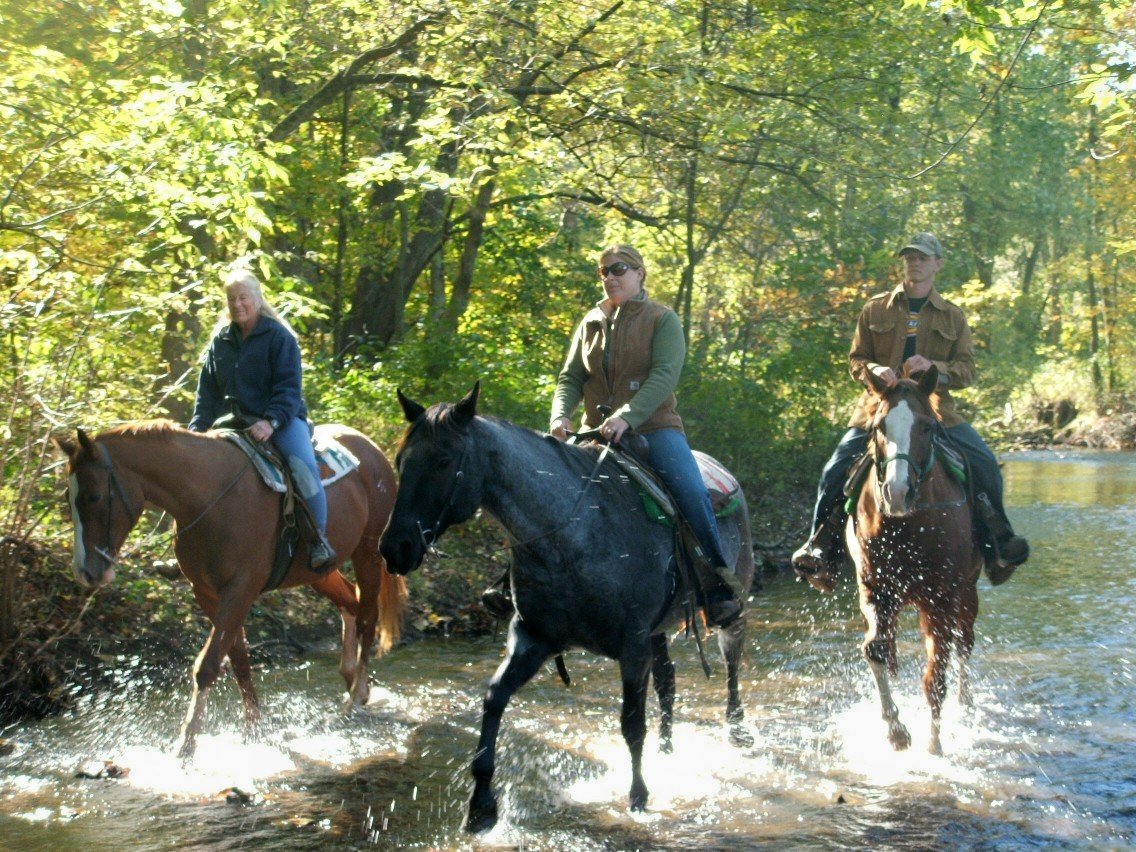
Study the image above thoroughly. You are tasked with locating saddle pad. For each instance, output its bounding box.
[692,450,741,513]
[219,429,359,494]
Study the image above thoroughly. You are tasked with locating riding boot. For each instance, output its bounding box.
[309,530,337,575]
[481,573,515,619]
[791,515,845,594]
[975,492,1029,586]
[689,546,744,628]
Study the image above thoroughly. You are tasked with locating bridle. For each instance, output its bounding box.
[82,441,253,568]
[88,443,139,566]
[869,415,966,512]
[415,443,469,550]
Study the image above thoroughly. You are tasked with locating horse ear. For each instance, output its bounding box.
[452,381,480,427]
[918,364,940,396]
[77,428,97,456]
[396,389,427,423]
[53,433,77,459]
[865,369,890,397]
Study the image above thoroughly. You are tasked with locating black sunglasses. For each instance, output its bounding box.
[597,261,638,278]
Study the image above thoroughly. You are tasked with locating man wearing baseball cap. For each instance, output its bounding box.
[791,232,1030,591]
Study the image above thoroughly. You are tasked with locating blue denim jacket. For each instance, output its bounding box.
[188,316,309,431]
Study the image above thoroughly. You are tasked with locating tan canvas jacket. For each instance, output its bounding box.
[847,284,975,429]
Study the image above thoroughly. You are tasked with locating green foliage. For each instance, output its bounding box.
[2,0,1136,663]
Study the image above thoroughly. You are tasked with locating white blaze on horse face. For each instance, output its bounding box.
[68,474,89,586]
[881,400,915,514]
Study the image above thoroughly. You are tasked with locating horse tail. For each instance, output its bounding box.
[377,565,408,654]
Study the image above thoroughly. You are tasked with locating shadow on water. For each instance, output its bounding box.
[1,449,1135,849]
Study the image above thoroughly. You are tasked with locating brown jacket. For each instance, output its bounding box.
[551,293,684,434]
[847,284,975,429]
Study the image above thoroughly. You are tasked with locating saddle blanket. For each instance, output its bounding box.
[220,429,360,494]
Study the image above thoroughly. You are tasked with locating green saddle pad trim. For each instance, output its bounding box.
[641,491,741,527]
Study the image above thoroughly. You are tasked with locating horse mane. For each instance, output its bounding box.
[397,404,609,479]
[100,419,190,440]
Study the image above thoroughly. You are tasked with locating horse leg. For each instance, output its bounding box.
[619,642,653,812]
[226,628,262,739]
[859,585,910,751]
[955,572,980,708]
[311,571,370,707]
[918,609,952,755]
[717,616,753,747]
[175,589,250,759]
[348,550,382,707]
[649,633,674,754]
[463,619,552,834]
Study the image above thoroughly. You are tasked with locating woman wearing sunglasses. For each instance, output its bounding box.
[482,244,743,627]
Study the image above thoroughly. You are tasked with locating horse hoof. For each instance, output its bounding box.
[462,791,498,834]
[889,727,912,751]
[658,737,673,755]
[729,726,755,749]
[462,806,498,834]
[629,782,649,812]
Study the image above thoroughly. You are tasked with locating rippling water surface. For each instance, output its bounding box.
[2,450,1134,849]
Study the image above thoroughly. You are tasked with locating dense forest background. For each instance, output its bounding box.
[1,0,1133,717]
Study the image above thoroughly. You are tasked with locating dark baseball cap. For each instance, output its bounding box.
[898,232,943,258]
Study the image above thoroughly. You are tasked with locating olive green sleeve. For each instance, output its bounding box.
[549,320,588,429]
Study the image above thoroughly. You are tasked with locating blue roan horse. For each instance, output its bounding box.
[379,384,756,833]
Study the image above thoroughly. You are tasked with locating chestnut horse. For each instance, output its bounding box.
[55,420,406,758]
[848,367,982,755]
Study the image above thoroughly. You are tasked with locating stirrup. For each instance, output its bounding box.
[309,537,337,574]
[705,594,743,628]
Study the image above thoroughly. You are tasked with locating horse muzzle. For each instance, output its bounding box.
[73,549,116,588]
[879,481,916,517]
[379,530,424,575]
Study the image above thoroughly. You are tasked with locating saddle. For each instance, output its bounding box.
[214,424,359,590]
[607,443,743,526]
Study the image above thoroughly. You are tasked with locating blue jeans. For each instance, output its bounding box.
[271,418,327,533]
[808,422,1009,536]
[643,428,728,568]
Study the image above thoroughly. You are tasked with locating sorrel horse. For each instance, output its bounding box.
[847,366,982,755]
[379,384,755,833]
[54,420,406,758]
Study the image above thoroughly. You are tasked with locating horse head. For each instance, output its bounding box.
[380,383,484,575]
[865,366,940,517]
[53,429,142,588]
